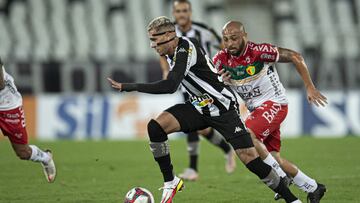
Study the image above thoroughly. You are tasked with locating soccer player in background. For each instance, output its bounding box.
[108,16,301,203]
[0,58,56,183]
[214,21,327,203]
[159,0,236,181]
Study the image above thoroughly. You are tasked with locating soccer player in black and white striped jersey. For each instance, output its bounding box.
[159,0,236,181]
[108,16,300,203]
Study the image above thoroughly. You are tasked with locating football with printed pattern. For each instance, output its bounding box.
[124,187,155,203]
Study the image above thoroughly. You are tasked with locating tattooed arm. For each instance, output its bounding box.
[277,47,327,107]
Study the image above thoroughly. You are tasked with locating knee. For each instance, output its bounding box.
[235,148,258,164]
[15,148,31,160]
[147,119,167,142]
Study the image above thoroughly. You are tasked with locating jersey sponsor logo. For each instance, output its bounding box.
[222,61,264,80]
[267,66,274,74]
[253,44,277,53]
[2,113,21,118]
[190,93,214,107]
[246,66,256,75]
[260,53,276,61]
[4,118,20,124]
[268,69,282,97]
[261,102,282,123]
[237,85,262,99]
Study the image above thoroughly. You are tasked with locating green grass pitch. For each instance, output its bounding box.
[0,137,359,203]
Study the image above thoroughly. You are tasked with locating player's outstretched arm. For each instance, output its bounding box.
[0,58,5,90]
[278,47,328,107]
[107,68,184,94]
[108,43,191,94]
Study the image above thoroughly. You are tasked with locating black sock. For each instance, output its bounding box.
[189,155,198,171]
[246,157,271,178]
[187,132,199,171]
[219,140,231,154]
[148,119,174,182]
[274,178,298,203]
[246,157,298,203]
[155,154,174,182]
[187,131,200,142]
[204,129,231,154]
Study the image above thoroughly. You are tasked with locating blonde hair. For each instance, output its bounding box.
[147,16,175,33]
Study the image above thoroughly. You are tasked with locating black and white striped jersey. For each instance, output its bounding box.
[168,37,237,116]
[122,37,237,117]
[175,21,221,57]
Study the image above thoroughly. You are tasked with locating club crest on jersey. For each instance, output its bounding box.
[190,93,214,107]
[246,66,256,75]
[188,47,192,54]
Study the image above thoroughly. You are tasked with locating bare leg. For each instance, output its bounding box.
[233,146,298,203]
[147,111,181,182]
[271,151,319,193]
[156,111,181,133]
[247,129,269,159]
[10,142,56,183]
[10,143,32,160]
[271,152,298,177]
[247,129,287,178]
[148,111,184,202]
[11,142,51,163]
[199,127,235,173]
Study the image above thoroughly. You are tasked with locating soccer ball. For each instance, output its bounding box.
[124,187,155,203]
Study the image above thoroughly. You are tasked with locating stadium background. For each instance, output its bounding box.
[1,0,359,141]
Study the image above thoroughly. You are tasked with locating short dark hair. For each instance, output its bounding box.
[173,0,191,10]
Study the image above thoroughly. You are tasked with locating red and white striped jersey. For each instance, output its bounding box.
[213,41,288,111]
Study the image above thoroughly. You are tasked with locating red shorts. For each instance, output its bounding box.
[245,101,287,152]
[0,106,28,144]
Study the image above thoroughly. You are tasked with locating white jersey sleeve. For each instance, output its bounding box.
[0,66,23,110]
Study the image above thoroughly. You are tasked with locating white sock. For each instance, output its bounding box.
[293,169,318,193]
[29,145,51,164]
[263,154,287,178]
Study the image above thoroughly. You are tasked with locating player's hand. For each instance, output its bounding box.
[107,77,123,91]
[218,69,232,83]
[306,86,327,107]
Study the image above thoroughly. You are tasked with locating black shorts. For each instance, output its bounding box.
[165,102,254,150]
